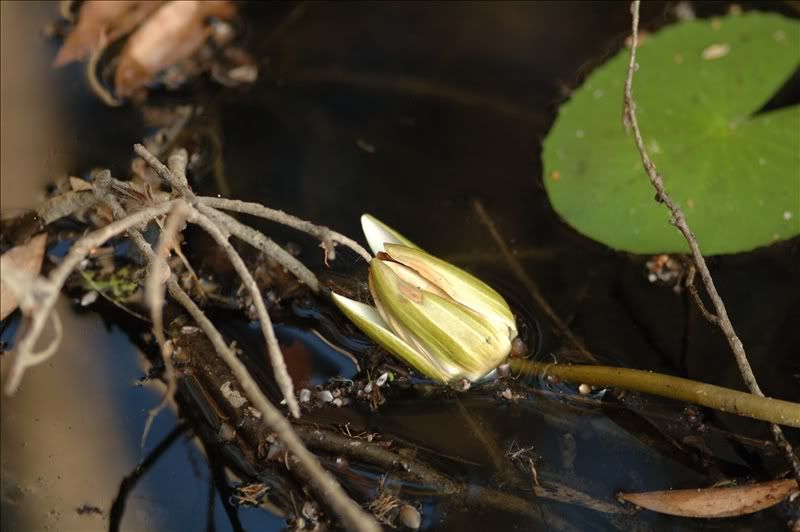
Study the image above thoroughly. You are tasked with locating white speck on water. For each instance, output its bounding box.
[575,129,585,139]
[758,158,766,166]
[774,30,786,42]
[593,89,604,99]
[784,211,793,221]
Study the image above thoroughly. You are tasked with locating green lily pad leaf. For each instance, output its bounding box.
[543,12,800,255]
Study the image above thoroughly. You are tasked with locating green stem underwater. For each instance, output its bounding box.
[512,360,800,428]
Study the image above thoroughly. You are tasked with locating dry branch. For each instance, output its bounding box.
[187,208,300,418]
[3,199,177,394]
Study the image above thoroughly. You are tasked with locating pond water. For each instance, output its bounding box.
[1,1,798,531]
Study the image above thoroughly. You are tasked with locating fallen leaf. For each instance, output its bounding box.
[0,233,47,320]
[619,479,799,518]
[114,0,236,98]
[69,176,93,192]
[53,1,163,67]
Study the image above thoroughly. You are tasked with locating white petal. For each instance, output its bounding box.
[361,214,420,255]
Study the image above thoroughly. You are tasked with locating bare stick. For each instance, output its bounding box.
[134,144,194,200]
[188,209,300,418]
[623,0,800,482]
[3,200,176,394]
[136,144,325,290]
[472,198,597,362]
[141,200,192,448]
[166,277,380,532]
[685,265,719,325]
[103,191,376,530]
[35,190,99,225]
[199,196,373,263]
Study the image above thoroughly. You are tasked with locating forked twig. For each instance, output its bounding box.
[2,200,177,394]
[188,209,300,418]
[199,196,372,263]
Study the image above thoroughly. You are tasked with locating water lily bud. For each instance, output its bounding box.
[332,215,518,383]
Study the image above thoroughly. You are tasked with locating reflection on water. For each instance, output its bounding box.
[2,1,798,531]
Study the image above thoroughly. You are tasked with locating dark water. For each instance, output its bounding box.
[2,1,798,531]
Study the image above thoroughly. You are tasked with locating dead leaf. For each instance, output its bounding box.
[114,0,236,98]
[619,479,799,518]
[53,1,164,67]
[0,233,47,320]
[69,176,93,192]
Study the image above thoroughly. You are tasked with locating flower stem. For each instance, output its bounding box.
[511,361,800,428]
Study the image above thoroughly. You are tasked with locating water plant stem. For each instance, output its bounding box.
[512,360,800,429]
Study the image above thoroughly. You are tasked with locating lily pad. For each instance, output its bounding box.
[543,12,800,255]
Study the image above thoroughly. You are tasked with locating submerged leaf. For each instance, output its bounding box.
[619,479,799,518]
[543,13,800,254]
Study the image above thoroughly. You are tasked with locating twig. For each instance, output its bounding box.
[133,144,301,417]
[3,200,176,394]
[188,209,300,419]
[166,277,380,532]
[141,200,191,449]
[623,0,800,482]
[295,424,625,517]
[138,144,325,290]
[86,33,123,107]
[685,265,719,325]
[197,204,321,292]
[472,198,597,362]
[199,196,373,263]
[105,185,376,530]
[35,189,99,225]
[512,360,800,428]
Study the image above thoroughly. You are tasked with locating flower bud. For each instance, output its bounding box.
[332,215,517,383]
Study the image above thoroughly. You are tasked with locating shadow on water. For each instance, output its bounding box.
[2,1,799,531]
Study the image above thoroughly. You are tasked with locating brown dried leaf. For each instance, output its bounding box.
[0,233,47,320]
[69,176,93,192]
[53,1,163,67]
[114,0,236,97]
[619,479,799,518]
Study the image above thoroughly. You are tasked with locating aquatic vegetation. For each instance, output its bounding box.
[333,215,518,383]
